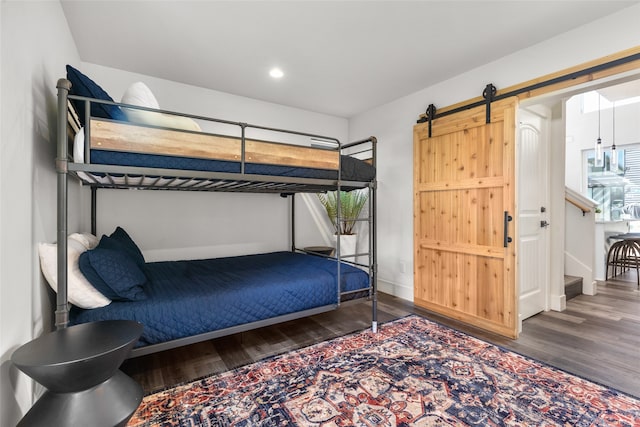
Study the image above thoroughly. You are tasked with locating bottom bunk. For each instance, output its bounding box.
[68,250,372,357]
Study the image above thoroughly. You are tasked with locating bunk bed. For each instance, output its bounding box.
[53,69,378,358]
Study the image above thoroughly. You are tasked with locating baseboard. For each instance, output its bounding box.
[377,278,413,301]
[549,293,566,312]
[582,280,597,296]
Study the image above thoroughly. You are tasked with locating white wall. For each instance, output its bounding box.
[549,105,567,310]
[565,198,597,294]
[349,4,640,301]
[0,3,345,422]
[1,1,81,424]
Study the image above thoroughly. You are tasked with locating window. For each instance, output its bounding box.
[586,146,640,221]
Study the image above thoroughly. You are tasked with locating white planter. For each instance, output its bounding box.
[334,234,357,260]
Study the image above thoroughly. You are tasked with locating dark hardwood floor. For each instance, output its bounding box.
[122,278,640,398]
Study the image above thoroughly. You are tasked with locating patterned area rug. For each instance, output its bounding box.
[127,315,640,426]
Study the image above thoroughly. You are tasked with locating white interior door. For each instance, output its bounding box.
[518,107,550,329]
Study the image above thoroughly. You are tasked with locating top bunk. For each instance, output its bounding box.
[57,68,376,194]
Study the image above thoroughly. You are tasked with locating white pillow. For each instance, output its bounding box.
[38,238,111,309]
[121,81,201,132]
[69,232,99,249]
[121,81,160,110]
[73,127,85,163]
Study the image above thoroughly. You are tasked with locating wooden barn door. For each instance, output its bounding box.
[413,97,518,338]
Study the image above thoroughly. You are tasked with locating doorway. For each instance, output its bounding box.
[518,74,640,329]
[565,79,640,285]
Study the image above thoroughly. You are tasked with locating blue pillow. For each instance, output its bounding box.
[79,237,147,302]
[109,227,146,269]
[66,64,126,126]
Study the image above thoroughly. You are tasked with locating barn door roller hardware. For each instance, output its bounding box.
[425,104,436,137]
[483,83,497,124]
[416,50,640,126]
[417,82,498,128]
[418,83,496,130]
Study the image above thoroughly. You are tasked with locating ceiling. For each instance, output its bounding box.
[599,80,640,103]
[61,1,638,118]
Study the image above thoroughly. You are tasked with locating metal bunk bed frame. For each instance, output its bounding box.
[55,78,378,357]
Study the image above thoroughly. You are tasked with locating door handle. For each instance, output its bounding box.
[540,220,550,228]
[504,211,513,247]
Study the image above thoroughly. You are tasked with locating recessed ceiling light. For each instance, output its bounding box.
[269,68,284,79]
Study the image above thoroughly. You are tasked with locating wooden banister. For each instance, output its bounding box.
[565,195,591,216]
[565,187,598,217]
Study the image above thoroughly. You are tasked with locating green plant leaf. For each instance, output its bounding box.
[317,189,368,234]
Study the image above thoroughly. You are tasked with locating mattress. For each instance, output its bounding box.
[73,127,376,183]
[90,149,375,182]
[69,251,370,347]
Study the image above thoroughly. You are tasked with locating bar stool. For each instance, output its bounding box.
[606,239,640,288]
[11,320,143,426]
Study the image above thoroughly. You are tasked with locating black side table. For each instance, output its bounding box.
[11,320,144,427]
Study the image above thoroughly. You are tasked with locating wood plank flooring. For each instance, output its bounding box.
[121,279,640,398]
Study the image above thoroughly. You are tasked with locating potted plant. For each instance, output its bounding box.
[317,189,368,257]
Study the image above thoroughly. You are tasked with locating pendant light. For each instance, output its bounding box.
[595,94,604,167]
[610,101,618,171]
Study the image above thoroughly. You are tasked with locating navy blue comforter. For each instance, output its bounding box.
[69,251,370,347]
